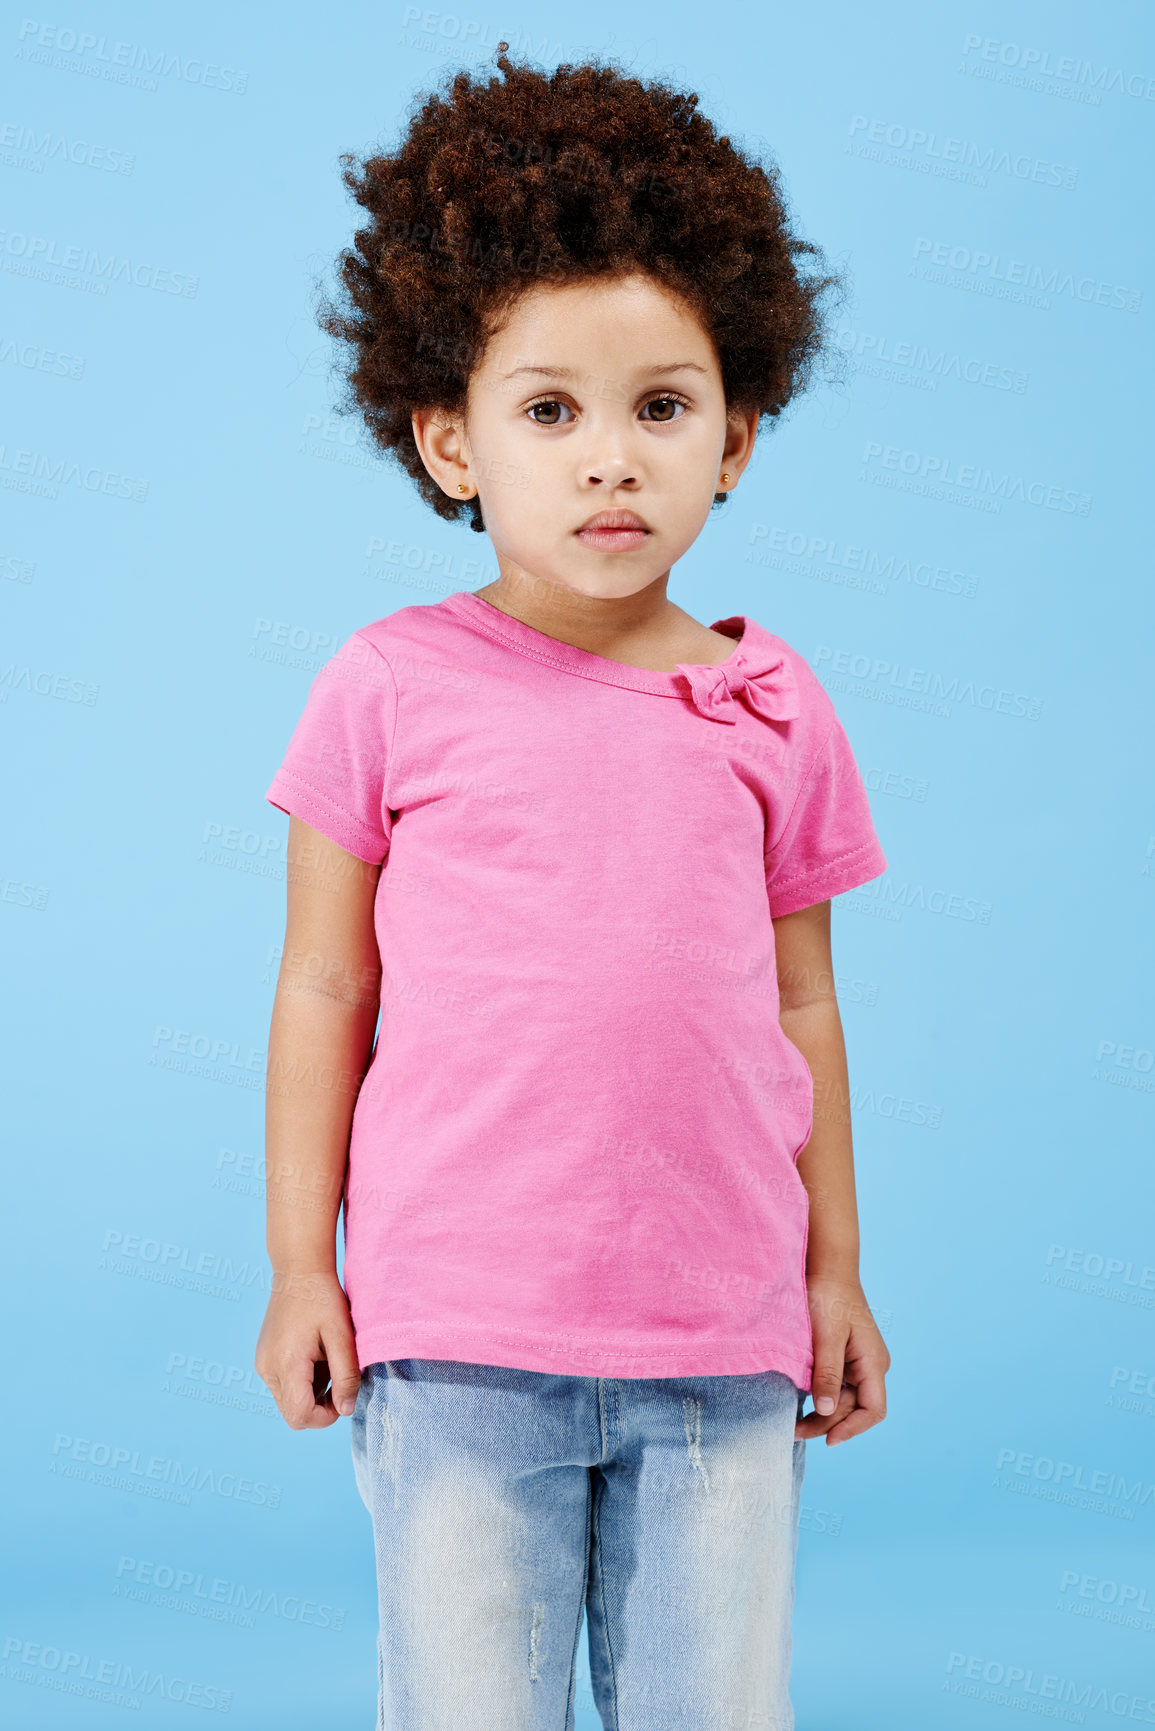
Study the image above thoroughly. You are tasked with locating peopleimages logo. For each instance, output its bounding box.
[847,116,1078,189]
[398,8,563,64]
[0,335,85,378]
[0,442,147,501]
[1060,1567,1155,1613]
[814,645,1043,721]
[748,524,980,597]
[911,237,1141,313]
[0,229,198,297]
[114,1555,345,1630]
[51,1430,282,1506]
[944,1650,1155,1721]
[15,19,248,93]
[1045,1244,1155,1289]
[835,324,1028,394]
[0,120,135,174]
[960,34,1155,102]
[1,1635,232,1713]
[861,441,1092,516]
[995,1446,1155,1506]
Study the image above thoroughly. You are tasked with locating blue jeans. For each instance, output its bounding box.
[351,1358,807,1729]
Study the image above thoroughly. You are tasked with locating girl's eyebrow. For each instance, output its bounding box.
[499,361,710,381]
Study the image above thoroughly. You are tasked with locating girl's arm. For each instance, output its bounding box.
[254,814,383,1429]
[773,898,891,1446]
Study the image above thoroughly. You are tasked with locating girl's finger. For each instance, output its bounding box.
[826,1366,887,1445]
[318,1320,362,1418]
[809,1333,850,1416]
[795,1380,856,1440]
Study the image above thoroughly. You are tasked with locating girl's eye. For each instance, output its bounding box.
[640,396,687,423]
[529,392,692,425]
[526,399,573,426]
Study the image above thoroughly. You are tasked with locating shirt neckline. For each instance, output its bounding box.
[441,589,756,698]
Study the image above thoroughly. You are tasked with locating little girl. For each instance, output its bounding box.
[255,46,891,1731]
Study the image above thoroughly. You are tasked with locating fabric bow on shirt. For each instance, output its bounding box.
[674,647,801,726]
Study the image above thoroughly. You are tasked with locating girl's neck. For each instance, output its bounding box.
[473,573,737,671]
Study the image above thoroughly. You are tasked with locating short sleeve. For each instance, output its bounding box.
[264,631,396,864]
[764,709,888,918]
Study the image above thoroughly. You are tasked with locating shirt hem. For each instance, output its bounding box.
[265,769,389,865]
[351,1322,813,1387]
[767,837,889,918]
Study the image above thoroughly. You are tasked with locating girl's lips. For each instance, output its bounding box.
[576,526,651,552]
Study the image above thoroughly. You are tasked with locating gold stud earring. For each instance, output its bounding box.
[457,483,470,494]
[721,473,732,486]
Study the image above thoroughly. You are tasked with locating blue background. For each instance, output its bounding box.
[4,0,1154,1724]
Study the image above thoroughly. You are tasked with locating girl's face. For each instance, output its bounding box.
[415,271,758,601]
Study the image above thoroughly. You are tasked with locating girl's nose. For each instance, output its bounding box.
[584,459,638,489]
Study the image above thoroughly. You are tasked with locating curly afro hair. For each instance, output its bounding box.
[318,45,844,532]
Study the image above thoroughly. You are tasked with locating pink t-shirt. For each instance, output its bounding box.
[265,590,887,1387]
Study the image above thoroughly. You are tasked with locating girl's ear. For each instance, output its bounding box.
[719,405,760,487]
[412,406,475,499]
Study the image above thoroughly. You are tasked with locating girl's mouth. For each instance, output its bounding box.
[576,525,651,552]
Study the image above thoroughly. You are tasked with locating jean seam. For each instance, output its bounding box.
[591,1472,620,1731]
[563,1470,593,1731]
[596,1377,609,1462]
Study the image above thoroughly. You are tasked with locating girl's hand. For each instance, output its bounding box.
[795,1276,890,1446]
[254,1269,362,1430]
